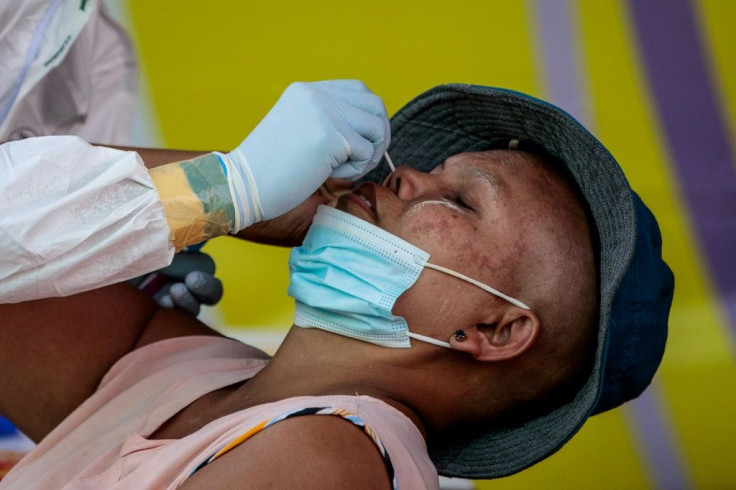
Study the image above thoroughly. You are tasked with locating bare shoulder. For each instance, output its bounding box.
[181,414,392,489]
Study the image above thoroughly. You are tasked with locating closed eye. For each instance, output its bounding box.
[455,195,473,210]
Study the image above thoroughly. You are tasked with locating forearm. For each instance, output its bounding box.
[104,145,209,169]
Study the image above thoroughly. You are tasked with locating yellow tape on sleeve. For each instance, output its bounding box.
[149,154,234,250]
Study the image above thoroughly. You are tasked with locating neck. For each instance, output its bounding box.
[234,326,514,437]
[234,327,428,437]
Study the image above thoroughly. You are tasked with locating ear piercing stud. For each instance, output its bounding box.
[454,329,467,342]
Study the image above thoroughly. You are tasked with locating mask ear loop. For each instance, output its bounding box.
[406,332,452,349]
[421,261,531,310]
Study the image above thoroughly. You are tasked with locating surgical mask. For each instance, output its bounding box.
[287,204,530,349]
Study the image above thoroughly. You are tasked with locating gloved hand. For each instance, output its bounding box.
[129,248,223,317]
[217,80,390,230]
[156,270,223,317]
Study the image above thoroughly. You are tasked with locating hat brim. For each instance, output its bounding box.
[361,84,637,478]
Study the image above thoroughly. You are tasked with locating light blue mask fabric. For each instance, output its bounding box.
[288,205,530,349]
[288,205,431,348]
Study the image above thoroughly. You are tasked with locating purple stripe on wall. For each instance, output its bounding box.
[626,382,692,489]
[531,1,690,487]
[533,0,592,125]
[629,0,736,342]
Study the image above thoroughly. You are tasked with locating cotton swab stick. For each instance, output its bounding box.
[384,151,396,172]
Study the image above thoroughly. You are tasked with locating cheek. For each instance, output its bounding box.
[403,213,469,253]
[392,272,470,333]
[407,216,491,271]
[391,206,506,280]
[393,269,495,337]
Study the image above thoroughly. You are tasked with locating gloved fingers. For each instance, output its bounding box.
[330,159,378,181]
[157,290,176,309]
[340,102,388,147]
[325,83,390,142]
[155,271,222,316]
[322,79,371,92]
[168,282,201,317]
[227,79,390,223]
[330,105,388,181]
[184,270,224,305]
[329,131,374,181]
[157,251,216,280]
[332,90,388,120]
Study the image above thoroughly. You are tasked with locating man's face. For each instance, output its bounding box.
[337,151,539,326]
[338,150,560,278]
[337,150,587,336]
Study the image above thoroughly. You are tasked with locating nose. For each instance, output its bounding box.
[385,166,435,200]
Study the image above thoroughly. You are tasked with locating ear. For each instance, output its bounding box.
[449,308,541,362]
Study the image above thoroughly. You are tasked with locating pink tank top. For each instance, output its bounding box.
[1,336,439,489]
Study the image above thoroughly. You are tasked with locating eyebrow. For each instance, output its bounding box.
[470,167,501,190]
[439,159,503,193]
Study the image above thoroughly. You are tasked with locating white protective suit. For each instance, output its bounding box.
[0,1,173,303]
[0,136,173,303]
[0,0,136,143]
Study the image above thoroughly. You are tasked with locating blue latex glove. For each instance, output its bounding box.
[217,80,390,230]
[129,249,223,317]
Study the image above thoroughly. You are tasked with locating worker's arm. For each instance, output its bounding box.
[119,146,351,247]
[0,282,223,442]
[0,80,388,303]
[180,415,392,489]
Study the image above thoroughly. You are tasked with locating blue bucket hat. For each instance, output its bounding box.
[360,84,675,479]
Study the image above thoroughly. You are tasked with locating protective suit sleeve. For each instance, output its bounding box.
[0,136,174,303]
